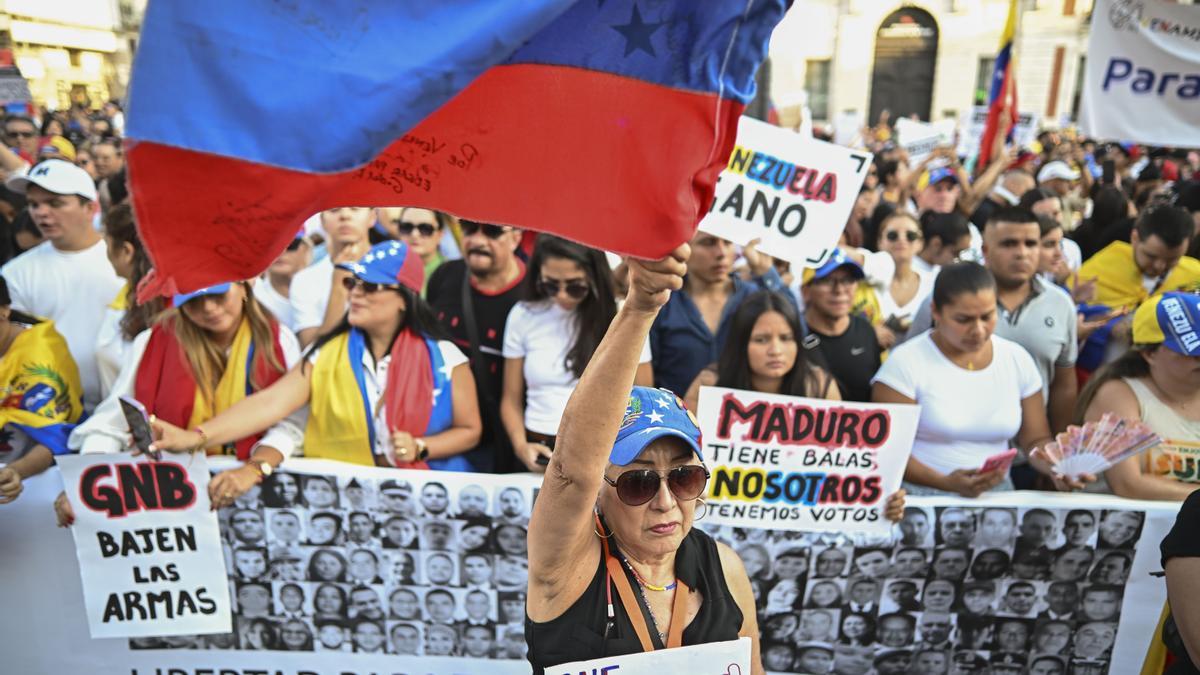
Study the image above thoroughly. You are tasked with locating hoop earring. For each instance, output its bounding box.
[694,499,708,522]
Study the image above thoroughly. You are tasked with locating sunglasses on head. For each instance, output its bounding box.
[460,221,508,239]
[603,464,709,507]
[885,230,922,243]
[341,277,401,294]
[286,238,306,251]
[536,278,590,300]
[397,221,439,237]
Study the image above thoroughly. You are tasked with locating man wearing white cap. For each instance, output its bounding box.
[1037,160,1083,229]
[2,159,123,409]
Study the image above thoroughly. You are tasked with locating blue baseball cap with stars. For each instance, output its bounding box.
[609,386,703,466]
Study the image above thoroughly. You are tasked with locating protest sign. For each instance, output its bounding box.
[699,116,873,270]
[552,637,751,675]
[957,106,1039,158]
[896,118,958,165]
[2,460,1179,675]
[1081,0,1200,147]
[697,386,919,536]
[56,452,232,638]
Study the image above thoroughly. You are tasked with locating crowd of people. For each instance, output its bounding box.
[1,103,1200,673]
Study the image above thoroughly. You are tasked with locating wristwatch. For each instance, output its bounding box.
[249,460,274,483]
[414,438,429,461]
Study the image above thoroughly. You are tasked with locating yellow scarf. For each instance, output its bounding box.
[186,318,254,452]
[304,332,374,466]
[1075,242,1200,309]
[0,320,83,451]
[108,283,130,311]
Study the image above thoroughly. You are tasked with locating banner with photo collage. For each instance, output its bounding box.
[1,460,1183,675]
[697,493,1177,675]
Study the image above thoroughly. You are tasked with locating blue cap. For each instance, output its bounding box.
[803,248,865,285]
[173,282,233,307]
[926,166,958,187]
[609,387,703,466]
[336,240,424,292]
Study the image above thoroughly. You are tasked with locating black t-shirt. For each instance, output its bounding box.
[426,259,527,469]
[1161,488,1200,675]
[802,314,882,402]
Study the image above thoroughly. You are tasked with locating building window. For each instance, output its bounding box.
[805,59,831,121]
[974,56,996,106]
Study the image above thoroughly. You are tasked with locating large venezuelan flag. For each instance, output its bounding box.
[126,0,787,295]
[978,0,1019,166]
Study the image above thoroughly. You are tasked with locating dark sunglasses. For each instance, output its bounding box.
[341,277,401,294]
[885,230,921,243]
[603,465,709,507]
[536,278,590,300]
[460,221,508,239]
[397,221,439,237]
[5,130,35,139]
[183,290,230,307]
[286,238,306,251]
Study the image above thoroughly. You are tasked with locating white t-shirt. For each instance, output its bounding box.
[871,332,1042,475]
[93,302,128,401]
[865,250,935,325]
[254,278,294,330]
[289,257,336,333]
[70,326,303,455]
[2,240,123,409]
[503,301,652,435]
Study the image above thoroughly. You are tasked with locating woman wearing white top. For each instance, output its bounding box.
[873,211,934,338]
[94,204,163,398]
[871,262,1081,497]
[500,235,652,472]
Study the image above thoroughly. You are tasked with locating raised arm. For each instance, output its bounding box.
[527,245,689,605]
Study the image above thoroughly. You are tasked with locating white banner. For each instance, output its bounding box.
[56,452,233,639]
[1081,0,1200,147]
[698,386,919,537]
[957,107,1040,158]
[896,118,958,166]
[0,459,1182,675]
[699,116,873,269]
[553,637,751,675]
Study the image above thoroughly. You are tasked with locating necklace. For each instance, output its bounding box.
[619,554,677,591]
[629,572,668,644]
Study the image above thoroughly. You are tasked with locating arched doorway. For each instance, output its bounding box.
[868,7,938,124]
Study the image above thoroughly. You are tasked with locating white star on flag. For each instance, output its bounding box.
[655,397,671,409]
[647,411,664,424]
[364,253,376,263]
[431,387,442,403]
[438,363,454,380]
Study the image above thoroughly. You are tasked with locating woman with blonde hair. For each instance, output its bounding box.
[59,280,300,523]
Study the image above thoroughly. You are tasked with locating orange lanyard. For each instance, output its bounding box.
[596,514,689,651]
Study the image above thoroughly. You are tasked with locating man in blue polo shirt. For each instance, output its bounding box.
[649,232,785,396]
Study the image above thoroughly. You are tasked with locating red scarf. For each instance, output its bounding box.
[134,319,286,459]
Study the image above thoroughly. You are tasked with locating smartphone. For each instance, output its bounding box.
[979,448,1018,475]
[119,396,157,458]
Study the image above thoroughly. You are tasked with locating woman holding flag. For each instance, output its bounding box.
[524,244,763,674]
[60,279,299,521]
[144,240,482,508]
[0,276,84,503]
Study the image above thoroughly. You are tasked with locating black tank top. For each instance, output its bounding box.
[525,527,743,673]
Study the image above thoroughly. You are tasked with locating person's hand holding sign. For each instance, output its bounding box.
[741,238,774,279]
